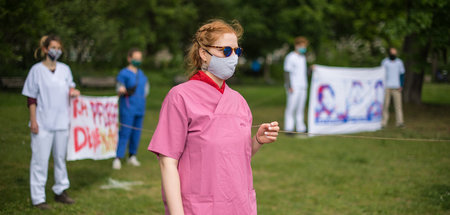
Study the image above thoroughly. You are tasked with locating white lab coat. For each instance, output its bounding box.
[284,51,308,89]
[22,62,75,130]
[22,62,74,205]
[284,51,308,132]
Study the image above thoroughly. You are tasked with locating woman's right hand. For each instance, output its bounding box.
[31,121,39,134]
[118,86,127,95]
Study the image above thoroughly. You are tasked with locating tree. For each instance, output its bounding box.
[235,0,331,83]
[1,0,447,99]
[394,0,449,103]
[322,0,450,103]
[0,0,52,76]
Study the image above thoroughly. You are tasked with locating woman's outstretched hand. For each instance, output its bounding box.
[256,121,280,144]
[70,88,80,97]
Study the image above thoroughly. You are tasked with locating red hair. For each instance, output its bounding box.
[185,19,243,77]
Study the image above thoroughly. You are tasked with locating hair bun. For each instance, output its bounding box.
[39,36,48,47]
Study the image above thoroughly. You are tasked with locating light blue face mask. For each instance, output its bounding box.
[207,53,239,80]
[298,47,307,54]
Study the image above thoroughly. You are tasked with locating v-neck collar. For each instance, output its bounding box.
[190,70,226,94]
[41,62,57,75]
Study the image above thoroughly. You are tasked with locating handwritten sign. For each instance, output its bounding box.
[67,95,118,161]
[308,65,385,134]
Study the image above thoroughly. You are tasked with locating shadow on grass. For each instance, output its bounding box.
[67,159,113,192]
[422,184,450,211]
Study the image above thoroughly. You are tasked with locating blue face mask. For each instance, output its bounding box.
[298,47,307,54]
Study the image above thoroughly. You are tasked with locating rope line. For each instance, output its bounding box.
[118,123,155,133]
[118,123,450,143]
[250,125,450,142]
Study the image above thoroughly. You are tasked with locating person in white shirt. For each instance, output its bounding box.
[22,35,80,210]
[284,36,309,134]
[381,47,405,127]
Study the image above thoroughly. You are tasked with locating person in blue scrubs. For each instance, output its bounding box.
[113,48,149,170]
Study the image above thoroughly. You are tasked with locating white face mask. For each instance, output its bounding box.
[207,54,238,80]
[48,48,62,61]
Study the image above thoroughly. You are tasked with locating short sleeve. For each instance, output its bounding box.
[67,66,76,88]
[22,68,38,98]
[381,58,386,67]
[399,59,405,74]
[284,54,295,73]
[148,88,188,160]
[144,82,150,97]
[117,70,127,86]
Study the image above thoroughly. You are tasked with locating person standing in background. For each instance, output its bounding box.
[22,35,79,210]
[284,36,309,134]
[381,47,405,127]
[113,48,149,170]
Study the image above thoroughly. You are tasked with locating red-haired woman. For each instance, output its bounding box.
[148,20,279,215]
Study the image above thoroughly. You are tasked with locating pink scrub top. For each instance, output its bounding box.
[148,80,256,215]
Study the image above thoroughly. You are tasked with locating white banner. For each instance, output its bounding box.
[67,95,119,161]
[308,65,385,134]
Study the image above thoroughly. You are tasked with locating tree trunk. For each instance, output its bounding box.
[430,51,438,82]
[402,34,426,104]
[263,54,275,84]
[403,67,424,104]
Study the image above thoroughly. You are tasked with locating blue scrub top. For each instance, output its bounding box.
[117,68,148,116]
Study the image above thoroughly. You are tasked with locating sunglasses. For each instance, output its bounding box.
[204,45,243,57]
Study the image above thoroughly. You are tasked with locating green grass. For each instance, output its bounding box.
[422,83,450,105]
[0,83,449,215]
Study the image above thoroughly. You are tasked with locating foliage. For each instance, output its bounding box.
[0,0,448,92]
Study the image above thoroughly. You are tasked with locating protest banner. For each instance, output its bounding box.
[67,95,118,161]
[308,65,385,134]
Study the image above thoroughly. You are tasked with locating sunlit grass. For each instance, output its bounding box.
[0,83,449,214]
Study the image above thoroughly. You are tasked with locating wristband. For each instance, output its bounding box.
[255,135,264,145]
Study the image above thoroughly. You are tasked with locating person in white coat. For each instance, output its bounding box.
[22,35,80,210]
[284,36,309,134]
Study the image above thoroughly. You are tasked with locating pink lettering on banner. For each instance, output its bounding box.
[74,126,87,152]
[73,98,88,118]
[90,101,118,127]
[73,126,102,153]
[91,128,101,152]
[69,96,118,161]
[90,101,103,125]
[105,103,118,127]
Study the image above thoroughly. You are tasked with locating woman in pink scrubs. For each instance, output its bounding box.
[148,19,280,215]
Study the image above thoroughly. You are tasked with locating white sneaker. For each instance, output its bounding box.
[112,158,121,170]
[127,155,141,166]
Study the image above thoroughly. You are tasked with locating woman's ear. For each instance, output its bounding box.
[42,46,49,54]
[199,48,209,63]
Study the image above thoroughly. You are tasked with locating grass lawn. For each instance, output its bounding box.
[0,82,449,215]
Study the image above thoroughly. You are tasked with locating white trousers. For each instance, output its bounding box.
[284,88,307,132]
[30,128,70,205]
